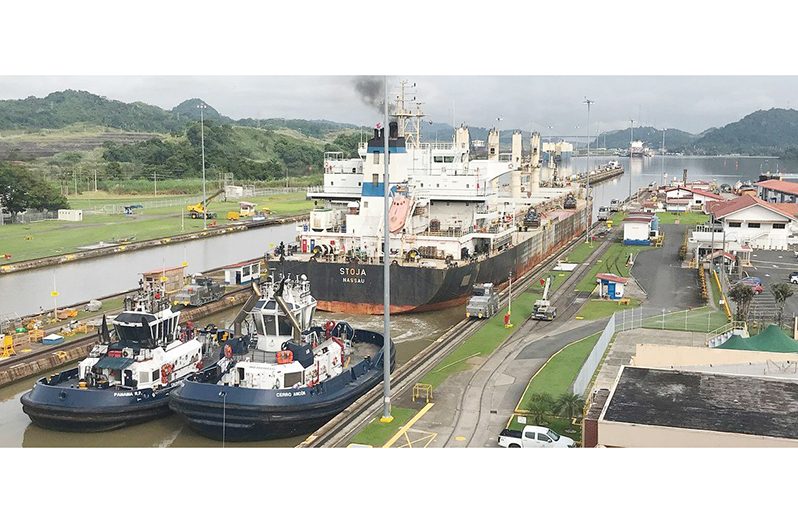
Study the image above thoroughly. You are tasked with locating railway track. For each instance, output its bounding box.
[299,219,615,448]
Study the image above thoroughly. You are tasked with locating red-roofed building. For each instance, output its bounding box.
[596,273,628,299]
[663,186,722,212]
[756,179,798,203]
[698,194,798,251]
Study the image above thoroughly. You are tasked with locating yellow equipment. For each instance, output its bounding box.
[187,188,224,219]
[227,211,240,221]
[239,201,257,217]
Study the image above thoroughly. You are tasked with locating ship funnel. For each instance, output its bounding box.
[389,121,399,139]
[373,127,380,140]
[275,277,303,343]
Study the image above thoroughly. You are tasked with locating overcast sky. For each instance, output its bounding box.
[0,76,796,136]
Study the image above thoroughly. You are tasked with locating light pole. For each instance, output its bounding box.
[198,103,208,230]
[584,98,595,244]
[496,117,503,157]
[380,76,393,424]
[628,119,635,203]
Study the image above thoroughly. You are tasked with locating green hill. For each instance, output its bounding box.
[592,126,696,151]
[691,108,798,155]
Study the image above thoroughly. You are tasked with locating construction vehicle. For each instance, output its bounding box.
[172,274,225,307]
[187,188,224,219]
[532,277,557,321]
[466,283,499,319]
[563,194,577,210]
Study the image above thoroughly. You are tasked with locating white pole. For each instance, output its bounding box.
[154,170,157,197]
[584,98,594,244]
[628,119,634,203]
[380,76,392,423]
[94,169,97,192]
[199,103,207,230]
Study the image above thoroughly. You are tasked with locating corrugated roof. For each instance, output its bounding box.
[596,273,628,283]
[663,186,721,200]
[756,179,798,196]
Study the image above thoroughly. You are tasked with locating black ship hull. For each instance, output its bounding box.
[169,329,395,442]
[277,206,588,314]
[20,368,176,432]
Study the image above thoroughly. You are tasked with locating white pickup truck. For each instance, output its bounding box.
[498,425,576,448]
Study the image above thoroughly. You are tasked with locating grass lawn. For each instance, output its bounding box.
[516,333,601,406]
[575,241,653,292]
[563,241,598,264]
[642,306,728,333]
[348,406,418,447]
[576,298,641,320]
[655,211,709,225]
[0,193,312,263]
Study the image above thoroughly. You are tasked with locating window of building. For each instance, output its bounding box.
[330,181,334,186]
[728,222,742,228]
[748,222,761,228]
[151,370,160,382]
[372,174,379,185]
[373,153,380,165]
[773,223,786,229]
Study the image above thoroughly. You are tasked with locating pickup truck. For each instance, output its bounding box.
[498,425,575,448]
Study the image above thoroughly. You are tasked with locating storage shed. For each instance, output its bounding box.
[224,260,261,285]
[596,273,628,300]
[623,214,656,245]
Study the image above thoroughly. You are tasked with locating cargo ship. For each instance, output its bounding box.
[20,279,205,432]
[275,82,589,314]
[169,273,394,441]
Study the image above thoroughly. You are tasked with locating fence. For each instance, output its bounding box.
[10,210,58,224]
[572,313,616,395]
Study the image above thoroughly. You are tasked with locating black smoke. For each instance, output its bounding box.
[353,76,389,114]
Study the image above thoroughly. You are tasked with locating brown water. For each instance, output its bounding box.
[0,306,464,447]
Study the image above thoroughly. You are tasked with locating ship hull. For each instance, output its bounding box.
[277,206,588,314]
[20,368,176,432]
[170,330,394,441]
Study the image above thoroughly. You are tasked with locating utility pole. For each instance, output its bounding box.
[380,76,393,424]
[94,169,97,192]
[584,98,595,244]
[154,170,158,197]
[73,170,77,195]
[198,103,208,230]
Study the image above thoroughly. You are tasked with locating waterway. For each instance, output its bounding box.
[0,306,464,447]
[0,222,298,318]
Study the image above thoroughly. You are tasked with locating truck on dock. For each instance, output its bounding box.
[532,277,556,321]
[172,274,225,307]
[466,283,499,319]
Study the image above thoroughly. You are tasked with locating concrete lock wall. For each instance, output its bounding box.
[573,313,616,396]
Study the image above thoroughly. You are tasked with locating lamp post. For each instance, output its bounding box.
[380,77,393,424]
[628,119,635,203]
[496,117,503,157]
[197,103,208,230]
[584,98,595,244]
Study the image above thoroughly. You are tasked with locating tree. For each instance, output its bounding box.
[0,162,68,213]
[771,283,794,326]
[526,393,555,425]
[555,393,584,420]
[728,284,755,322]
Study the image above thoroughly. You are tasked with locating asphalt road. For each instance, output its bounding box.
[632,224,703,311]
[743,250,798,321]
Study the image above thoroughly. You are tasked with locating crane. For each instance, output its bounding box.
[532,276,557,321]
[187,188,225,219]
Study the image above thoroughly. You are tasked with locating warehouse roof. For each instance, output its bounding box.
[756,179,798,197]
[602,366,798,440]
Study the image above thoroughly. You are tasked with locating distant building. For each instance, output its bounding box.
[702,194,798,250]
[622,213,658,245]
[756,178,798,203]
[662,186,721,212]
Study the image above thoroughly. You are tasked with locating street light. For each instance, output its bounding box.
[197,103,208,230]
[628,119,635,203]
[584,98,595,244]
[496,117,503,156]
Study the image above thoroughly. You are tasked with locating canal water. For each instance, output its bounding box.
[0,222,298,318]
[0,306,464,447]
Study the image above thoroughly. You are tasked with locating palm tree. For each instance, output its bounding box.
[556,393,584,420]
[771,283,794,326]
[526,393,555,425]
[728,283,755,322]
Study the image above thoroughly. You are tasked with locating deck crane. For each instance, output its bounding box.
[532,276,557,321]
[187,188,225,219]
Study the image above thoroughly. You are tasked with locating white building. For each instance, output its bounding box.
[622,213,657,245]
[662,186,721,212]
[700,194,798,251]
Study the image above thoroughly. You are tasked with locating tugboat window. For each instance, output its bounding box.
[152,370,160,382]
[263,315,277,336]
[278,316,293,336]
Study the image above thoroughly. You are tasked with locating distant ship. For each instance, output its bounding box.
[169,274,394,441]
[275,81,589,314]
[629,140,652,157]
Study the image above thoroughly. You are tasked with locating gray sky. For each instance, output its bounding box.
[0,76,796,135]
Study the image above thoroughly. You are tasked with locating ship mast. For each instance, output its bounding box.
[391,80,425,149]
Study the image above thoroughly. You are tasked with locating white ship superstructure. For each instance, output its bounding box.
[297,82,582,268]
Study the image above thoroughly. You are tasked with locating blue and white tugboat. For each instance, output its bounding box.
[169,273,394,441]
[21,280,205,432]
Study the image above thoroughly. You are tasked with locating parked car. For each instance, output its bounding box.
[597,207,609,221]
[498,425,575,448]
[790,272,798,284]
[738,276,762,285]
[609,199,621,212]
[735,280,764,294]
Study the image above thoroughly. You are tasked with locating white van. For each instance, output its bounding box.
[597,207,609,221]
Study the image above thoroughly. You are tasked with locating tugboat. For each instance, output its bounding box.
[20,280,205,432]
[169,273,395,441]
